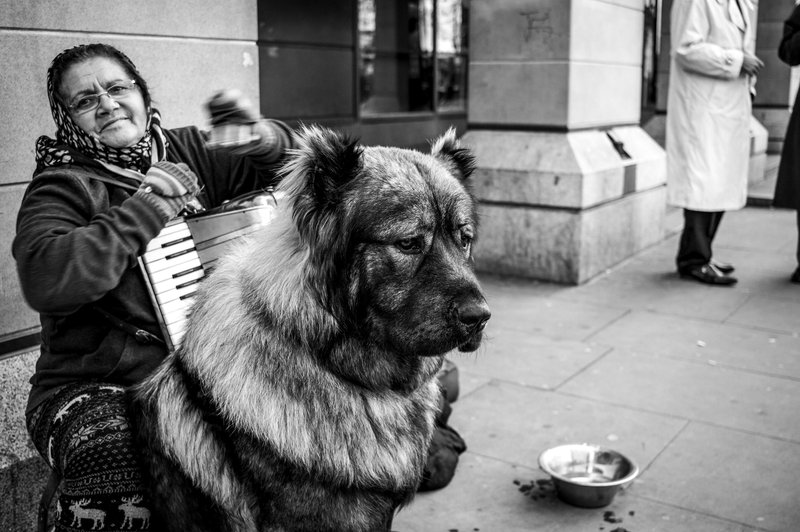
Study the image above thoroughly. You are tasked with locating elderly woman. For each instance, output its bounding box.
[13,43,294,531]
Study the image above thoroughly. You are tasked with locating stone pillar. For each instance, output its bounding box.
[465,0,666,284]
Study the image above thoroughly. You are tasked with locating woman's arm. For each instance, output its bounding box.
[224,117,296,171]
[166,123,295,207]
[13,171,164,315]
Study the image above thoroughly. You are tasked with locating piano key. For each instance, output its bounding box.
[142,249,202,277]
[160,297,196,323]
[144,222,191,253]
[171,331,186,350]
[143,234,197,262]
[165,318,187,340]
[153,279,201,306]
[147,265,205,294]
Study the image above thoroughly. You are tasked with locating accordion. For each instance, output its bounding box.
[138,192,282,351]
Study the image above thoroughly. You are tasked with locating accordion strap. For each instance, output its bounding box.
[92,305,166,347]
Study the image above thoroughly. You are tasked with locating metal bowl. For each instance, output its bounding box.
[538,443,639,508]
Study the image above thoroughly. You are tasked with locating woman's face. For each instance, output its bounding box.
[60,56,148,148]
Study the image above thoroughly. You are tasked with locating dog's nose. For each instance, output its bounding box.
[453,300,491,331]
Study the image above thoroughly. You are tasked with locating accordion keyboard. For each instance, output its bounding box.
[139,219,203,350]
[139,192,281,351]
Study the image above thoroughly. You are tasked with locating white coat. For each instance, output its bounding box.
[666,0,756,211]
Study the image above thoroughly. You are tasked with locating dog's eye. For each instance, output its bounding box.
[459,226,473,251]
[396,237,423,254]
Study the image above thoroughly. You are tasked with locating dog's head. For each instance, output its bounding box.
[279,126,490,360]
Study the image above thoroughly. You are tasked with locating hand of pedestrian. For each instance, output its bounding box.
[741,52,764,76]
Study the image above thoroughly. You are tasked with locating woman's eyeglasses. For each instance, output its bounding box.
[68,80,138,114]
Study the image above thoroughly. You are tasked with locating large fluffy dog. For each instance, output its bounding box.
[130,126,491,531]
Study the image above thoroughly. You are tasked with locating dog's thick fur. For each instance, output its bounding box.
[130,126,490,531]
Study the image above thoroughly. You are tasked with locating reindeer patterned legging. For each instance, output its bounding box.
[26,382,153,531]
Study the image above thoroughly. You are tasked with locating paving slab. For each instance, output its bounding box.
[725,294,800,335]
[558,349,800,442]
[453,325,612,391]
[482,281,630,341]
[714,207,796,254]
[548,244,757,322]
[587,310,800,379]
[444,380,686,473]
[394,453,766,532]
[456,370,494,402]
[636,422,800,532]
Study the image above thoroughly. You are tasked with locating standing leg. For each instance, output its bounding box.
[707,211,736,273]
[677,209,736,285]
[27,382,152,531]
[676,209,714,274]
[707,210,725,243]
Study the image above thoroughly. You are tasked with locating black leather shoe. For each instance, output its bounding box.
[791,266,800,284]
[680,263,738,286]
[710,259,735,274]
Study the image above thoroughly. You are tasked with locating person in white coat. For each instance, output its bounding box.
[666,0,763,285]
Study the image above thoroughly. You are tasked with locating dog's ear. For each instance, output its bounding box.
[293,125,363,207]
[283,125,363,321]
[285,125,363,228]
[430,127,476,181]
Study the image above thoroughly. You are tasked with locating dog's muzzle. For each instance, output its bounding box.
[453,300,491,332]
[452,297,491,352]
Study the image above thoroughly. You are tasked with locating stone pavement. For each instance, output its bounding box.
[393,202,800,532]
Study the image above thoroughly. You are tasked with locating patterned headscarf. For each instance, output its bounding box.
[35,44,165,175]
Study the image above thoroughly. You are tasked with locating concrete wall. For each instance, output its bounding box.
[0,2,260,529]
[469,0,644,129]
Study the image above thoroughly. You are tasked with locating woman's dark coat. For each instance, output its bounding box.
[13,123,292,415]
[775,4,800,210]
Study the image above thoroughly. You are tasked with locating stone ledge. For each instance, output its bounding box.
[0,349,49,532]
[0,455,50,532]
[463,127,665,210]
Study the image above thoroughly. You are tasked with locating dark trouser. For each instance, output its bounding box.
[26,382,152,531]
[676,209,724,273]
[796,210,800,265]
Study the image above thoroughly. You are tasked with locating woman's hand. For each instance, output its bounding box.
[205,88,265,150]
[135,161,200,221]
